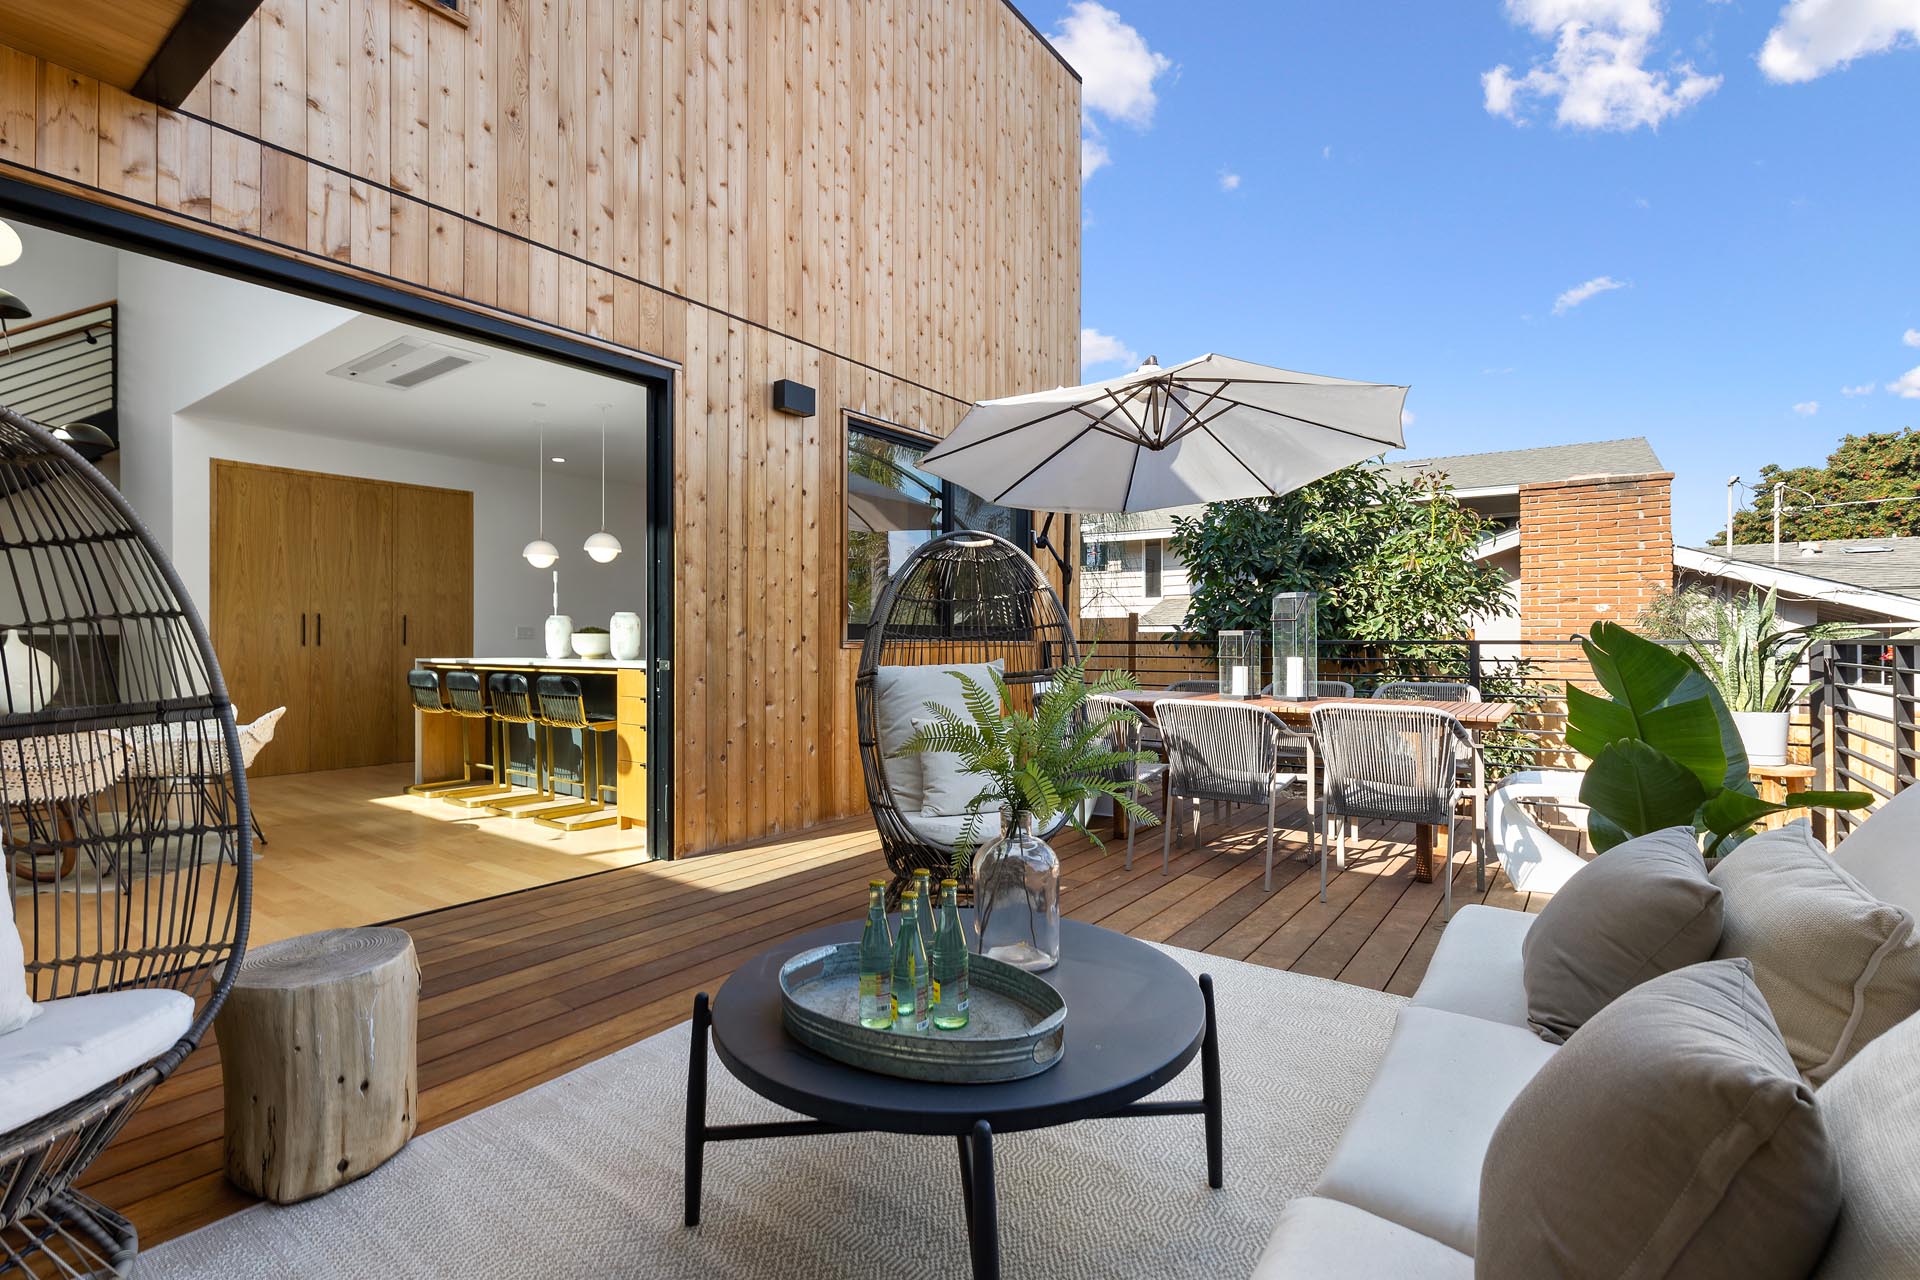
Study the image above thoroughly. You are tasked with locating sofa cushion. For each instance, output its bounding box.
[0,988,193,1134]
[1,880,37,1036]
[1313,1006,1557,1257]
[903,809,1003,858]
[1521,825,1723,1044]
[1253,1196,1472,1280]
[872,661,1003,816]
[1478,959,1839,1280]
[1813,1009,1920,1279]
[1409,904,1535,1028]
[1711,822,1920,1082]
[1832,783,1920,914]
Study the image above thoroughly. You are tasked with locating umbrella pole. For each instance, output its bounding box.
[1032,511,1073,593]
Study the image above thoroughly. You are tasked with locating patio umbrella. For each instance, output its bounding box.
[919,353,1408,514]
[846,471,937,534]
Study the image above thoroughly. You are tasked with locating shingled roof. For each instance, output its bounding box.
[1685,537,1920,599]
[1380,437,1665,491]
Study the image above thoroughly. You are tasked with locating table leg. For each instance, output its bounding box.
[1473,740,1487,892]
[1413,825,1434,883]
[684,993,711,1228]
[966,1120,1000,1280]
[955,1134,975,1243]
[1200,974,1224,1190]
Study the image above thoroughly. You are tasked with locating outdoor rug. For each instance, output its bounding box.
[143,945,1404,1279]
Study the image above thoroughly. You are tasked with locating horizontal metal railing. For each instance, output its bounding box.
[0,302,116,430]
[1809,639,1916,843]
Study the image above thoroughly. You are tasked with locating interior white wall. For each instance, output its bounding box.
[0,219,118,321]
[173,414,647,651]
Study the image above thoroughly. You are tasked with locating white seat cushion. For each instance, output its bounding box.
[1408,904,1535,1029]
[1,880,37,1036]
[1834,784,1920,916]
[1253,1196,1472,1280]
[0,988,193,1134]
[1313,1005,1558,1255]
[904,809,1003,856]
[872,661,1003,815]
[1814,1009,1920,1279]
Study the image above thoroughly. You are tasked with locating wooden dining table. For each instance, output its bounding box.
[1108,690,1519,883]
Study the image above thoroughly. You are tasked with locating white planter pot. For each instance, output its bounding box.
[609,612,642,661]
[544,614,575,659]
[1732,710,1790,767]
[571,631,612,659]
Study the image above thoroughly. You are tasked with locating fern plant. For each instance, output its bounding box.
[895,658,1161,876]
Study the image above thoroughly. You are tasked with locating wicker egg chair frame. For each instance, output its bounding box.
[0,405,252,1279]
[855,529,1078,902]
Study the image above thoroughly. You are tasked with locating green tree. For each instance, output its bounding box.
[1166,466,1514,642]
[1722,428,1920,545]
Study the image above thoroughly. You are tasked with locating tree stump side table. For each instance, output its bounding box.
[216,926,420,1204]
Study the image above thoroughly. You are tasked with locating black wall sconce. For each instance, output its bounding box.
[772,379,816,417]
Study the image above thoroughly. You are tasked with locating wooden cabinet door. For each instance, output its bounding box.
[391,484,474,759]
[210,461,313,777]
[306,476,396,770]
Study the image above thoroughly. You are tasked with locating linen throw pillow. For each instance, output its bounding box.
[1478,959,1840,1280]
[1710,822,1920,1082]
[913,716,986,816]
[1812,1009,1920,1279]
[871,661,1003,816]
[1520,825,1722,1044]
[1,868,38,1035]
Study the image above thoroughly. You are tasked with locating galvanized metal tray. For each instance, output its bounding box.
[778,942,1067,1083]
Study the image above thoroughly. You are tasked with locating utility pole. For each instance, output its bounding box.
[1773,482,1785,565]
[1726,476,1738,550]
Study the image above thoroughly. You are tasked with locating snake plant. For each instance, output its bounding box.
[895,659,1161,876]
[1644,586,1866,713]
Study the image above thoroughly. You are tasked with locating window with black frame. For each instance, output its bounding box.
[845,420,1030,642]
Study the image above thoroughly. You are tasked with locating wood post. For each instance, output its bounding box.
[217,927,419,1204]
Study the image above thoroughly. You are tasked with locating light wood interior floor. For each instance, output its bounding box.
[244,763,650,945]
[80,795,1544,1249]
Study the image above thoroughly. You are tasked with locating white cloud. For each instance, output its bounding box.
[1051,3,1172,182]
[1759,0,1920,83]
[1793,400,1821,415]
[1401,409,1417,429]
[1892,366,1920,399]
[1906,327,1920,347]
[1484,0,1722,131]
[1322,145,1334,160]
[1842,382,1878,396]
[1218,169,1242,192]
[1082,328,1138,375]
[1552,274,1629,314]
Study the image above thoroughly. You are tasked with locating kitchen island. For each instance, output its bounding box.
[413,656,648,830]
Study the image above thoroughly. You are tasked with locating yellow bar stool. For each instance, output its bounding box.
[482,671,556,813]
[529,673,618,831]
[406,670,484,797]
[435,670,519,805]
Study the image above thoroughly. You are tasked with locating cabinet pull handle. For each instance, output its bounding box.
[316,613,322,647]
[402,614,408,644]
[301,613,306,646]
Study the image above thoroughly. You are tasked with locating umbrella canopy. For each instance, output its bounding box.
[920,353,1408,514]
[846,471,938,534]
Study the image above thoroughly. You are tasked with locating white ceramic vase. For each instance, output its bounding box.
[544,614,575,659]
[1,630,58,715]
[1732,710,1790,767]
[609,612,642,661]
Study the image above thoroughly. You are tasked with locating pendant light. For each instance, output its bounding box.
[522,413,559,568]
[0,286,28,356]
[0,220,21,267]
[583,402,622,563]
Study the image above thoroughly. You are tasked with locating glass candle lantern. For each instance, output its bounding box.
[1271,591,1320,700]
[1217,630,1262,699]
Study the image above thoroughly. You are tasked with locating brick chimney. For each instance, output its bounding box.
[1518,471,1675,643]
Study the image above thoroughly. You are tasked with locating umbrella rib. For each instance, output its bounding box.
[1200,421,1283,497]
[1171,392,1404,449]
[988,422,1106,505]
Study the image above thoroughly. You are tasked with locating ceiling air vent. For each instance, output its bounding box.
[325,338,487,391]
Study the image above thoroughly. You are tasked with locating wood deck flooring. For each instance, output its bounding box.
[83,796,1548,1250]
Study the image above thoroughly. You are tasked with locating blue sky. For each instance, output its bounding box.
[1021,1,1920,544]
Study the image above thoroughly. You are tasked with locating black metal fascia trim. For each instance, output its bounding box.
[132,0,269,110]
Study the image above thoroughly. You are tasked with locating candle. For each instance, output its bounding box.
[1230,666,1248,697]
[1285,656,1305,699]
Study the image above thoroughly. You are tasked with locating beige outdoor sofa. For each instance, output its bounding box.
[1253,789,1920,1278]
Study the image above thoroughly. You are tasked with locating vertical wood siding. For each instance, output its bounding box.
[0,0,1080,855]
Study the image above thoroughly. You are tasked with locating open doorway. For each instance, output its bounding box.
[0,211,670,942]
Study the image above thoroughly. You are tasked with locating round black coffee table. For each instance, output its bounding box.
[684,916,1223,1280]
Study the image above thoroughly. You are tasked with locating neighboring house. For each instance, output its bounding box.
[1083,436,1676,651]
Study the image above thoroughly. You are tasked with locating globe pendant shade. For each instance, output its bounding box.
[584,530,622,563]
[522,538,559,568]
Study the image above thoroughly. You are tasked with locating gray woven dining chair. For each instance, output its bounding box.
[1373,680,1481,702]
[1310,704,1475,919]
[1087,693,1169,870]
[1154,698,1318,891]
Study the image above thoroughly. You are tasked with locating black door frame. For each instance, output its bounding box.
[0,175,679,858]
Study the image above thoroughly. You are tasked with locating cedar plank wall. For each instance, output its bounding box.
[0,0,1082,856]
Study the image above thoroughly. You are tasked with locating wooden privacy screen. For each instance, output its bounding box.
[0,0,1081,853]
[210,459,474,776]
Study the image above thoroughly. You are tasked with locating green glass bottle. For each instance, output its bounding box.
[892,889,931,1032]
[858,880,894,1029]
[930,878,971,1030]
[911,868,937,955]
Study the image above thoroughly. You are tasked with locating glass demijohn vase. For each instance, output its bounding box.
[857,880,894,1029]
[971,809,1062,972]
